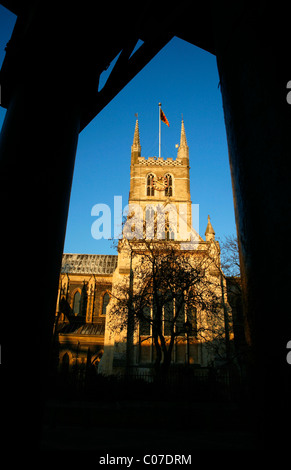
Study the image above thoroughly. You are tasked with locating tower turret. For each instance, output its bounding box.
[205,215,215,242]
[177,119,189,164]
[131,118,141,164]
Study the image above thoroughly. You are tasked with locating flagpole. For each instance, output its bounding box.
[158,102,161,159]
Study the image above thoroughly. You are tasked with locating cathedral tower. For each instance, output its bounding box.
[128,118,193,242]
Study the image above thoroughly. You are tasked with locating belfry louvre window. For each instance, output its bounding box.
[147,174,155,196]
[165,174,173,197]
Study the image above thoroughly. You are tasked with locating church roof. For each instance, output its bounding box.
[61,253,118,275]
[59,322,105,336]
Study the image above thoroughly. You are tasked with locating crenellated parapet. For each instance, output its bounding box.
[137,156,183,166]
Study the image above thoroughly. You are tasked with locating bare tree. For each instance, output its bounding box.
[108,240,228,376]
[218,234,249,374]
[219,234,241,278]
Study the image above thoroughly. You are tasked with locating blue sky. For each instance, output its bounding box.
[0,6,236,256]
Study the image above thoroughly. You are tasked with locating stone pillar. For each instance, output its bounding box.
[0,6,86,450]
[213,2,291,448]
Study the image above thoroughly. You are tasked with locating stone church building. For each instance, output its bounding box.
[55,118,232,377]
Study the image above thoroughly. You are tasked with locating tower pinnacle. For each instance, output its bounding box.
[205,215,215,241]
[131,118,141,164]
[180,119,188,147]
[132,119,141,151]
[177,119,189,163]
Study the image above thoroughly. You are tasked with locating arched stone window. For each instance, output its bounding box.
[61,352,70,374]
[140,306,151,336]
[146,173,155,196]
[165,211,175,240]
[102,292,110,316]
[73,290,81,315]
[163,296,174,336]
[188,307,198,338]
[164,174,173,197]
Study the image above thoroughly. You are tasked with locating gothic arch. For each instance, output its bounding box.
[71,288,82,315]
[101,291,110,316]
[59,350,73,369]
[146,173,155,196]
[164,173,174,197]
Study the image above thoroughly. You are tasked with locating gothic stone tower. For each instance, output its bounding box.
[98,118,228,376]
[128,118,194,242]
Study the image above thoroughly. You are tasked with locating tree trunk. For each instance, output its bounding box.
[153,329,162,374]
[161,335,175,376]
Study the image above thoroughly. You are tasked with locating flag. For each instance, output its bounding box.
[160,109,170,127]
